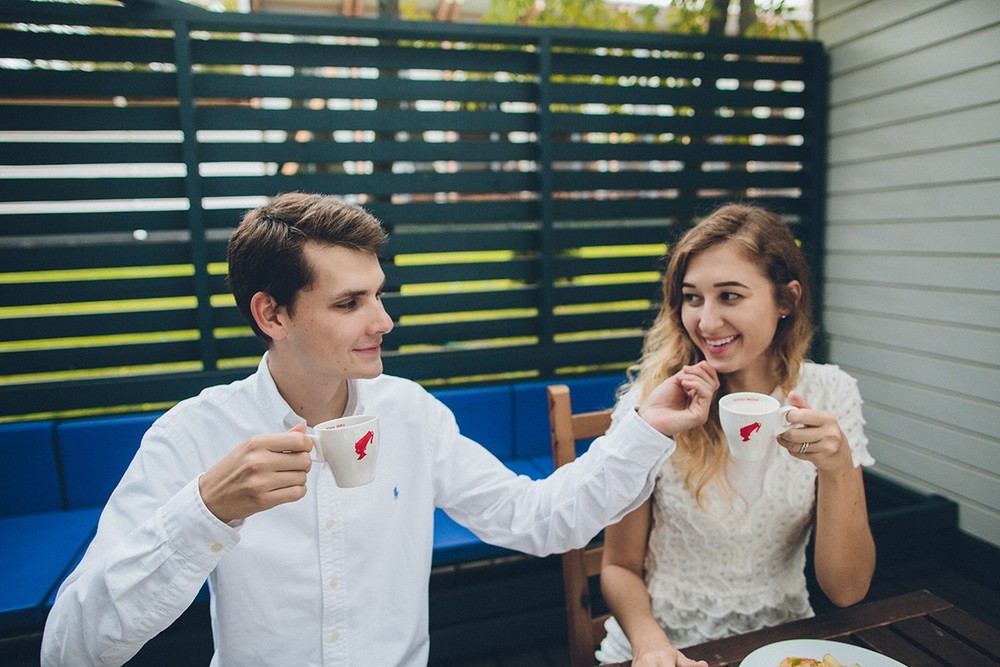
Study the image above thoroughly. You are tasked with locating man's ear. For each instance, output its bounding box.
[250,292,287,341]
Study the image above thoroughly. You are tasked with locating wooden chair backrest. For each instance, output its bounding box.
[547,383,614,667]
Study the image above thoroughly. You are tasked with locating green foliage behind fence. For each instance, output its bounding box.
[0,1,828,421]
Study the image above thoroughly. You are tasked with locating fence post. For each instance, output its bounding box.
[173,19,218,371]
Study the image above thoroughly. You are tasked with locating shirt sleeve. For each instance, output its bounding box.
[431,395,674,558]
[41,425,239,667]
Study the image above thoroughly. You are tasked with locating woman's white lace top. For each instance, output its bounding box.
[596,363,873,662]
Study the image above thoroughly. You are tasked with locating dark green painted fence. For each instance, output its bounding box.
[0,0,828,420]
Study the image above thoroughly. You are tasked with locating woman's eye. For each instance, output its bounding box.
[721,292,742,301]
[682,293,702,304]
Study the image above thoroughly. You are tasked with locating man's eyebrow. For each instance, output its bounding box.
[332,279,387,300]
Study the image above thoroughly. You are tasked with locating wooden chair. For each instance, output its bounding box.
[547,384,615,667]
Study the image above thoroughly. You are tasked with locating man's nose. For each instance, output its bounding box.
[372,300,394,335]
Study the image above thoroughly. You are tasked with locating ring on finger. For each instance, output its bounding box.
[798,441,812,454]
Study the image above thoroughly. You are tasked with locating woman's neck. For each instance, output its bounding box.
[723,363,780,395]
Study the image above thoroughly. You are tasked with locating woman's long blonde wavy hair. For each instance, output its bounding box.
[632,203,815,504]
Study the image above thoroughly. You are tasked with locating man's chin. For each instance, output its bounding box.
[354,361,383,380]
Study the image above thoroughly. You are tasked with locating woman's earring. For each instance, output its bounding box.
[780,314,788,319]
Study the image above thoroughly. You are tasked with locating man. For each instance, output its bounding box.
[42,192,719,666]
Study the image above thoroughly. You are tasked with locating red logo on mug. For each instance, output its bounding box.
[354,430,374,460]
[739,422,762,442]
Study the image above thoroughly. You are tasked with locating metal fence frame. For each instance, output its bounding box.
[0,0,829,420]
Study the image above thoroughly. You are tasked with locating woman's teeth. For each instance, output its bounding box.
[706,334,738,349]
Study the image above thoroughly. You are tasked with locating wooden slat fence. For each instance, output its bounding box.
[0,0,829,420]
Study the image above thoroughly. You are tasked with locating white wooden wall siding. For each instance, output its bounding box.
[816,0,1000,548]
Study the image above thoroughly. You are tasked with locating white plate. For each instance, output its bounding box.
[739,639,907,667]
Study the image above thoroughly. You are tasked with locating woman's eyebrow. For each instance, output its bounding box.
[681,280,750,289]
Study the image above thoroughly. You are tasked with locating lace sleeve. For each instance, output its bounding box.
[820,365,874,468]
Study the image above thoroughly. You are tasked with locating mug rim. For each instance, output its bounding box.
[314,414,378,431]
[718,391,780,412]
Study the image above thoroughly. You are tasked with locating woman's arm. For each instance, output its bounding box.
[813,445,876,606]
[781,391,875,607]
[601,500,706,667]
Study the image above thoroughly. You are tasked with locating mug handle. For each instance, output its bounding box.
[776,404,801,434]
[308,434,325,464]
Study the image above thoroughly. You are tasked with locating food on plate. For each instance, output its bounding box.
[779,658,822,667]
[779,653,860,667]
[823,652,860,667]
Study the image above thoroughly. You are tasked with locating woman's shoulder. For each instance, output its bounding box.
[795,361,864,412]
[797,361,859,392]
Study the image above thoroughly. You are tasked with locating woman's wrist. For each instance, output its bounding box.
[629,625,674,657]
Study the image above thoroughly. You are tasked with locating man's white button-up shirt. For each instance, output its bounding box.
[42,355,674,666]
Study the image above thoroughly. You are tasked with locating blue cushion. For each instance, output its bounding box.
[505,457,547,480]
[432,385,514,460]
[511,375,624,460]
[432,508,510,566]
[0,507,101,632]
[0,421,61,517]
[525,454,556,478]
[56,413,160,509]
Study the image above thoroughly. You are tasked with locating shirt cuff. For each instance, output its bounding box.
[157,476,241,570]
[613,405,677,461]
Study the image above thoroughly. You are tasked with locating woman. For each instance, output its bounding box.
[597,204,876,666]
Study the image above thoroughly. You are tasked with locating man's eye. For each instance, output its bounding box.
[337,300,358,310]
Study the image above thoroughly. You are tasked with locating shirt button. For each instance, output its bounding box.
[326,519,334,529]
[329,631,340,642]
[329,578,338,589]
[211,543,223,553]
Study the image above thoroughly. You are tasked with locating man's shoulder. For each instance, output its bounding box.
[354,374,450,427]
[154,371,259,427]
[359,373,432,399]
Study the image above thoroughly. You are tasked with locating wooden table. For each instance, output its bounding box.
[608,589,1000,667]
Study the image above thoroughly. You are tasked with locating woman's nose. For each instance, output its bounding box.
[699,300,724,331]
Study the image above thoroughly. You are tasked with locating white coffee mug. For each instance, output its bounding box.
[310,415,379,488]
[718,392,797,461]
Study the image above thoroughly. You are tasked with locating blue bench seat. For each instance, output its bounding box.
[0,507,101,633]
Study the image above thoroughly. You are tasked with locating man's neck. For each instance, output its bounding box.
[265,354,350,426]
